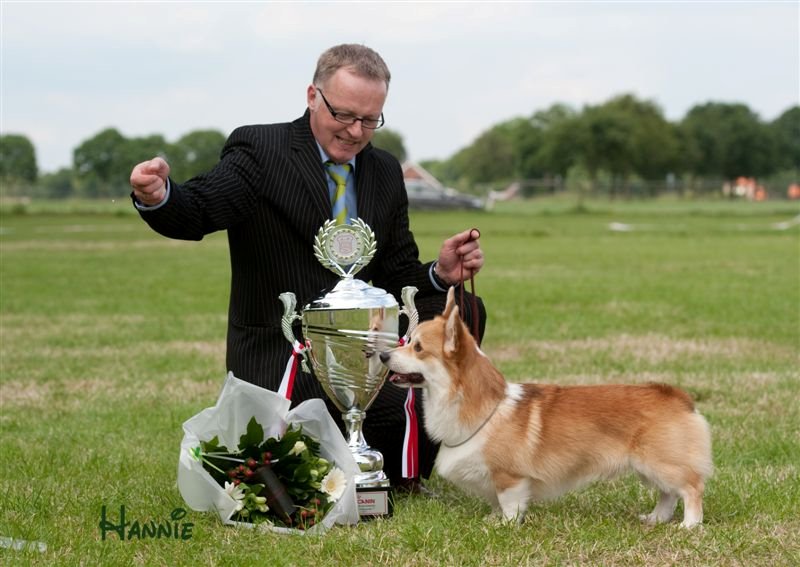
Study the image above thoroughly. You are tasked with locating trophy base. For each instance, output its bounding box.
[356,482,393,520]
[351,449,393,519]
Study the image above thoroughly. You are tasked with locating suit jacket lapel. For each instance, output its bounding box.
[289,112,330,224]
[355,145,378,229]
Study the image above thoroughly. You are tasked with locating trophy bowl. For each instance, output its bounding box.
[280,219,418,519]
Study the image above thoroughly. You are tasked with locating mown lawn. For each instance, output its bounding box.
[1,197,798,565]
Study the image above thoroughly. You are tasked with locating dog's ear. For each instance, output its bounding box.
[442,286,456,318]
[444,300,461,356]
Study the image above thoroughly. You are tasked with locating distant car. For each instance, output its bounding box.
[404,179,484,210]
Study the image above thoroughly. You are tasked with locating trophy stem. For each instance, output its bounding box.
[343,408,367,452]
[343,408,389,488]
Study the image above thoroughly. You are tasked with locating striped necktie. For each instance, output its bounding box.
[325,161,352,225]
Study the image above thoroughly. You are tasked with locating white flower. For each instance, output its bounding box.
[289,441,307,456]
[224,481,246,511]
[320,467,347,502]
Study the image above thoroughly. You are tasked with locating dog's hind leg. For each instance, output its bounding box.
[633,460,706,527]
[679,482,704,528]
[632,460,680,525]
[639,490,678,525]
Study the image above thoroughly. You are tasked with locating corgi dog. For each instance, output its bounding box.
[379,288,712,527]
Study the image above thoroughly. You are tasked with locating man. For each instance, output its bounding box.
[130,44,485,490]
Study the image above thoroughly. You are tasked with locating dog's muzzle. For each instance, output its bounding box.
[379,352,424,386]
[388,373,424,386]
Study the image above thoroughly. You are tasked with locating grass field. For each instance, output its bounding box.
[1,196,798,566]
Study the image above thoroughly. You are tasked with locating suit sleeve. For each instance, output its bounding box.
[133,126,270,240]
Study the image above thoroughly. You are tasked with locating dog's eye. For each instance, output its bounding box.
[413,343,422,353]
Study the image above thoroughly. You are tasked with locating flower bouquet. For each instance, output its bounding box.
[177,373,359,534]
[191,418,347,529]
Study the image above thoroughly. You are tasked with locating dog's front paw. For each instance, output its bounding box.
[497,504,529,525]
[484,511,525,526]
[639,513,660,526]
[486,506,524,525]
[506,512,527,526]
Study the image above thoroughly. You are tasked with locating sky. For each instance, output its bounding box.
[1,1,798,174]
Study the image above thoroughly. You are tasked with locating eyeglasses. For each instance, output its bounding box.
[316,88,385,130]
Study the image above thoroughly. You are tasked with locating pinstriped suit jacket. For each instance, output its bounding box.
[137,111,440,393]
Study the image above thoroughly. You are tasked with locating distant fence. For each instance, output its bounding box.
[483,176,800,202]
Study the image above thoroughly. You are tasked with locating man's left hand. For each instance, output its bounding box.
[435,228,483,285]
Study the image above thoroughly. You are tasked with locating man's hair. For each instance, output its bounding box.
[313,44,391,89]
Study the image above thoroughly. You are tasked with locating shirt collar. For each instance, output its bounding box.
[316,142,356,171]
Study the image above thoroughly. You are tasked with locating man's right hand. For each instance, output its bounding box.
[130,157,170,206]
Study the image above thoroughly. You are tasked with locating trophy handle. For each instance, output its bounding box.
[279,292,302,345]
[399,286,419,339]
[279,292,311,374]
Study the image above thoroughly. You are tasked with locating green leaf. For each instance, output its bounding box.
[201,435,220,452]
[238,417,264,449]
[293,464,310,483]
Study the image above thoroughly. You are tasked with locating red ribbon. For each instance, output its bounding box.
[397,335,419,478]
[278,340,306,401]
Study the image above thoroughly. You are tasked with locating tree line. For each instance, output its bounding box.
[1,128,227,200]
[423,95,798,199]
[1,93,797,200]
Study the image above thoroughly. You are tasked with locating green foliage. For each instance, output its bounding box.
[240,416,265,449]
[433,97,795,193]
[679,102,775,178]
[370,128,407,162]
[10,97,800,203]
[70,127,225,199]
[769,106,800,171]
[196,420,335,529]
[570,95,678,192]
[34,168,75,199]
[169,130,227,181]
[449,128,511,185]
[0,133,38,195]
[520,103,579,179]
[72,127,128,197]
[73,128,171,198]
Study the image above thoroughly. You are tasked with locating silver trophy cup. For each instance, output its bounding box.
[280,219,418,518]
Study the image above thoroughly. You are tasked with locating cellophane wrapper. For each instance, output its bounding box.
[177,372,360,534]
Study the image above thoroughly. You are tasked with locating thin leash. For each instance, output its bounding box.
[442,399,501,449]
[459,227,481,345]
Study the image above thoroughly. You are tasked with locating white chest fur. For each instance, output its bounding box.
[435,436,496,504]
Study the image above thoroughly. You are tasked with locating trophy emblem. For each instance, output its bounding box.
[280,219,418,519]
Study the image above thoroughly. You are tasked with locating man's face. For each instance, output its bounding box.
[307,68,387,164]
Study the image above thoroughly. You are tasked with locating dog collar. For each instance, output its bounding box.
[442,400,502,449]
